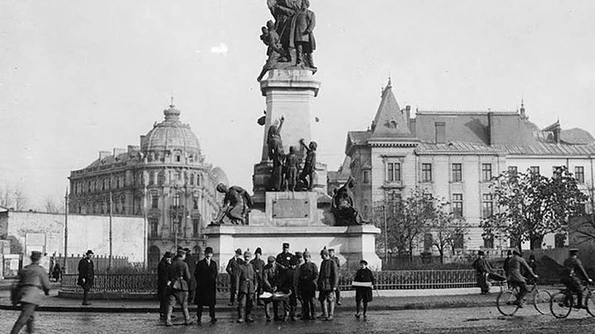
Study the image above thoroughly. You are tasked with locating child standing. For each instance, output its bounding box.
[353,260,375,320]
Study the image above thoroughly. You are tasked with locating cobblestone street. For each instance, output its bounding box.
[2,306,595,334]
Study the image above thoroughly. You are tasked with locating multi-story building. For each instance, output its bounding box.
[69,104,226,268]
[337,80,595,258]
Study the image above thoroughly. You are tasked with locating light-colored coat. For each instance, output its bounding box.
[17,263,51,305]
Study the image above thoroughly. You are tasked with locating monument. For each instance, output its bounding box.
[204,0,381,270]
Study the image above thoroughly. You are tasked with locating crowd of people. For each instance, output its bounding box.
[157,242,376,326]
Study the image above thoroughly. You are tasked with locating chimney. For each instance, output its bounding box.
[553,125,561,144]
[435,122,446,144]
[98,151,111,160]
[113,148,126,157]
[127,145,140,153]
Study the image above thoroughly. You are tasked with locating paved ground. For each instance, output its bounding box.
[2,305,595,333]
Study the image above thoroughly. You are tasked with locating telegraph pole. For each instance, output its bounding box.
[63,188,69,271]
[383,204,388,262]
[108,191,113,272]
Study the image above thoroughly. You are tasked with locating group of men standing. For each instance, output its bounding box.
[225,242,342,323]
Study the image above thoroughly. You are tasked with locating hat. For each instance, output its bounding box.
[283,243,290,248]
[506,250,512,256]
[183,247,191,254]
[86,250,94,255]
[267,255,276,263]
[570,248,579,255]
[295,251,303,258]
[235,248,242,255]
[255,247,262,255]
[477,250,485,256]
[244,250,252,257]
[204,247,213,255]
[30,251,42,262]
[176,248,186,255]
[320,248,329,256]
[512,250,521,256]
[177,246,184,252]
[163,251,173,258]
[360,259,368,266]
[303,250,311,257]
[328,248,335,252]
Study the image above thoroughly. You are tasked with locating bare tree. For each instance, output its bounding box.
[13,186,28,211]
[43,196,64,214]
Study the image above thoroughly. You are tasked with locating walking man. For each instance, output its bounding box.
[165,249,193,326]
[10,251,51,334]
[318,248,338,321]
[328,248,341,305]
[157,251,173,320]
[77,250,94,306]
[226,248,243,306]
[235,250,257,323]
[194,247,218,324]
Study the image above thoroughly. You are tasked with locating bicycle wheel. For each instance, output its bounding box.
[533,289,552,315]
[497,289,519,316]
[550,292,572,318]
[586,292,595,317]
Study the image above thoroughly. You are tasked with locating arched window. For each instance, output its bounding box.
[173,192,180,207]
[190,174,195,185]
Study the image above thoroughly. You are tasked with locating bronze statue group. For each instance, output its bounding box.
[157,243,376,326]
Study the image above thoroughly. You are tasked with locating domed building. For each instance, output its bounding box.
[69,104,224,269]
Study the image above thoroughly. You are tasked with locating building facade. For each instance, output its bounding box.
[69,104,225,268]
[337,80,595,259]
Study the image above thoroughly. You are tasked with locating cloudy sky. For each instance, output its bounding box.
[1,0,594,209]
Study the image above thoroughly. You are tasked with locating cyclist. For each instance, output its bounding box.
[560,248,592,309]
[506,250,538,307]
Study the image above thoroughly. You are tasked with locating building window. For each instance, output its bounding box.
[387,162,401,182]
[158,171,165,186]
[196,174,201,186]
[149,172,155,186]
[363,170,370,184]
[193,218,200,237]
[481,163,492,182]
[424,233,433,251]
[508,166,518,176]
[453,233,464,249]
[193,195,199,210]
[452,163,462,182]
[151,193,159,209]
[173,192,180,207]
[452,193,463,218]
[149,219,159,238]
[176,155,181,162]
[190,174,195,186]
[575,166,585,184]
[482,194,494,218]
[176,171,182,181]
[529,166,540,175]
[421,163,432,182]
[483,235,494,249]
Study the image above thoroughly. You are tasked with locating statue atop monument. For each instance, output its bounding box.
[267,116,285,191]
[258,0,317,81]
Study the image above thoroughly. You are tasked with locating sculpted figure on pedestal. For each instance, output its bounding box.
[331,177,366,226]
[267,116,285,191]
[212,184,253,225]
[298,138,317,191]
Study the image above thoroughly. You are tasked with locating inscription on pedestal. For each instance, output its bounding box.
[272,199,309,218]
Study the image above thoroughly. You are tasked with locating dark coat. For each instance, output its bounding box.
[298,261,318,298]
[263,263,279,292]
[15,263,51,305]
[507,255,536,283]
[276,251,295,271]
[562,257,590,281]
[318,259,338,292]
[168,258,191,291]
[184,256,197,291]
[77,257,94,288]
[157,258,171,294]
[194,258,218,305]
[354,268,375,303]
[250,257,265,287]
[279,267,298,294]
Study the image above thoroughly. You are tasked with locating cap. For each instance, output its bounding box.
[86,250,94,255]
[360,259,368,265]
[244,250,252,257]
[477,250,485,256]
[328,248,335,252]
[320,249,329,256]
[283,243,290,248]
[506,250,512,256]
[570,248,579,254]
[255,247,262,255]
[163,251,173,258]
[30,251,42,262]
[204,247,213,255]
[235,248,242,255]
[176,248,186,255]
[512,250,521,256]
[303,251,311,257]
[267,256,276,262]
[295,251,303,258]
[183,248,191,254]
[177,246,184,252]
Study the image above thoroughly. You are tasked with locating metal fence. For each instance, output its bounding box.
[62,269,500,293]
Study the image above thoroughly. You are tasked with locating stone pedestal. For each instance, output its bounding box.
[249,191,333,226]
[204,224,382,272]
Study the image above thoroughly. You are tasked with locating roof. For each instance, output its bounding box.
[369,80,414,140]
[493,142,595,156]
[85,151,137,169]
[140,105,201,154]
[416,141,505,155]
[561,128,595,145]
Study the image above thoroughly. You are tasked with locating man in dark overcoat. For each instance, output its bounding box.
[329,248,341,305]
[561,248,593,309]
[10,251,51,334]
[506,250,538,307]
[226,248,243,306]
[77,250,95,306]
[157,251,173,320]
[183,247,197,304]
[250,247,266,306]
[318,248,338,321]
[165,249,193,326]
[194,247,218,324]
[298,250,318,320]
[235,250,257,323]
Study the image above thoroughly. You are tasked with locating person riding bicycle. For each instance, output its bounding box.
[506,250,538,307]
[560,248,592,309]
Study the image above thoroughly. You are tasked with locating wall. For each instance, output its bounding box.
[6,211,146,264]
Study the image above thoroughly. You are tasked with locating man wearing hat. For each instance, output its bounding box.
[328,248,342,305]
[506,250,538,307]
[183,248,197,304]
[157,251,173,320]
[561,248,593,309]
[471,250,500,294]
[276,243,296,271]
[226,248,243,306]
[77,250,95,305]
[318,248,339,321]
[298,250,318,320]
[194,247,218,324]
[262,255,280,321]
[235,250,257,323]
[10,251,51,334]
[250,247,265,306]
[165,248,193,326]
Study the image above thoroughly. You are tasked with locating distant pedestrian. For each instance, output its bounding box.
[329,248,341,305]
[353,260,375,320]
[194,247,218,324]
[250,247,265,306]
[77,250,95,305]
[157,251,173,320]
[226,248,243,306]
[165,249,193,326]
[527,254,537,278]
[183,248,197,304]
[318,248,338,321]
[51,263,62,282]
[235,250,257,323]
[10,251,51,334]
[298,250,318,320]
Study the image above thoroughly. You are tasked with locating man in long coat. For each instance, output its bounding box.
[183,248,197,304]
[10,251,51,334]
[77,249,95,306]
[318,248,339,321]
[165,249,193,326]
[235,250,257,323]
[298,250,318,320]
[157,251,172,320]
[226,248,243,306]
[194,247,218,324]
[250,247,266,306]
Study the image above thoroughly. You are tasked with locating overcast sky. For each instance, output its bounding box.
[1,0,594,209]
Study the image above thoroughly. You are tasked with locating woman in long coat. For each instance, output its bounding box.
[194,247,218,323]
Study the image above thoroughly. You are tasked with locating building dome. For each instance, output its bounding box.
[141,104,201,154]
[211,166,229,186]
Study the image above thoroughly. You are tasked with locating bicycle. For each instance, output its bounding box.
[550,283,595,318]
[496,279,551,316]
